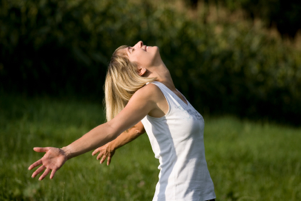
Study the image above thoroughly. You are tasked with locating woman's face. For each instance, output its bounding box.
[125,41,160,68]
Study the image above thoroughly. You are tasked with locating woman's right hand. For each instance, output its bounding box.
[92,143,115,166]
[28,147,68,180]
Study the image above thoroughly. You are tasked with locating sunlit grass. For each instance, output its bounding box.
[0,94,300,200]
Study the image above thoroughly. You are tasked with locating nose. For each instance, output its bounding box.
[134,41,143,48]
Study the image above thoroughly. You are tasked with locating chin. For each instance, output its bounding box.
[152,46,159,54]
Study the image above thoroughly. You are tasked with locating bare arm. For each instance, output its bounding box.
[92,121,145,165]
[28,84,158,180]
[60,85,155,159]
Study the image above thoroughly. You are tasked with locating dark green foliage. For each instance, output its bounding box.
[0,0,118,96]
[0,0,301,125]
[197,0,301,38]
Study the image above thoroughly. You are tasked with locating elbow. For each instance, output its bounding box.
[134,127,145,135]
[105,122,120,141]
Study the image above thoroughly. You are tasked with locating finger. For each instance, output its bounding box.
[100,155,108,163]
[39,168,51,180]
[100,154,107,164]
[92,148,100,156]
[32,165,46,178]
[107,155,112,166]
[50,169,57,179]
[96,152,104,160]
[33,147,49,153]
[28,160,42,170]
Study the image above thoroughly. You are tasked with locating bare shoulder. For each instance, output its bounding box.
[131,83,164,104]
[107,84,161,134]
[115,83,167,120]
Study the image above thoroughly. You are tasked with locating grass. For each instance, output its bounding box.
[0,94,300,200]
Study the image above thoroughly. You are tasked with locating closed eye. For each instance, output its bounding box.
[128,47,135,53]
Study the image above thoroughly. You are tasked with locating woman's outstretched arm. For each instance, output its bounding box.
[92,121,145,165]
[28,84,159,180]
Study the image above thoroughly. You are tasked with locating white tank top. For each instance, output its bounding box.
[141,81,216,201]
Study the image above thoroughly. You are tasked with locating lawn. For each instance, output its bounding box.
[0,94,300,200]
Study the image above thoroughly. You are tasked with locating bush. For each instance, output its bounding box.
[199,0,301,38]
[0,0,300,125]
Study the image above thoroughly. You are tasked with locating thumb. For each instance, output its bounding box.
[33,147,49,153]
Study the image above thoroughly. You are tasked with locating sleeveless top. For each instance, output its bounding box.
[141,81,216,201]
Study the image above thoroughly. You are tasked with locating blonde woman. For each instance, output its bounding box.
[28,41,216,201]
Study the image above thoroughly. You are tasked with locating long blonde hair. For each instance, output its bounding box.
[104,45,156,121]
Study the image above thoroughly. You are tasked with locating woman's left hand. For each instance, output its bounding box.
[92,143,115,166]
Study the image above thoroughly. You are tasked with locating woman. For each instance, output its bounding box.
[28,41,216,201]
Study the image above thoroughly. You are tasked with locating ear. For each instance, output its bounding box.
[137,66,147,76]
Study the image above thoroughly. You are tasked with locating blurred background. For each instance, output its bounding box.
[0,0,301,200]
[1,0,301,125]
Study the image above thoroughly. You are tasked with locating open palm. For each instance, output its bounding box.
[28,147,67,180]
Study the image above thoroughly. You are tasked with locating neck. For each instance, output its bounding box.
[146,63,177,91]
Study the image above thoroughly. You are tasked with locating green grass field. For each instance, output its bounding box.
[0,94,300,201]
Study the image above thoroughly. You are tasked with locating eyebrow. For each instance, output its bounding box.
[127,46,134,53]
